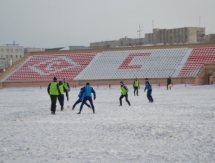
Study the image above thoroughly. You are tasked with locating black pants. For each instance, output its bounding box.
[167,83,171,90]
[58,95,64,109]
[65,91,69,101]
[134,87,139,96]
[119,94,131,106]
[50,95,58,113]
[79,96,95,113]
[73,99,91,109]
[147,90,153,102]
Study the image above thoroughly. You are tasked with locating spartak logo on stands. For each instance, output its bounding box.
[29,56,80,75]
[119,53,151,69]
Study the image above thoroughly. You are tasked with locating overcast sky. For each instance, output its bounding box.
[0,0,215,48]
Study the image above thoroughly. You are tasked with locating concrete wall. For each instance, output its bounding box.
[1,77,199,88]
[2,60,214,87]
[197,64,215,84]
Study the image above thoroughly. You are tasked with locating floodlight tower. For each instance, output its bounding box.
[137,25,142,45]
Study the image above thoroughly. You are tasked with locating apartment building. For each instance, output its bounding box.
[203,34,215,43]
[90,27,208,48]
[90,37,146,48]
[0,45,24,69]
[151,27,205,44]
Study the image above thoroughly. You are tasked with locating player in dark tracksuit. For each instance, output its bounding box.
[119,81,131,106]
[144,78,154,103]
[78,82,96,114]
[167,77,172,90]
[72,87,91,110]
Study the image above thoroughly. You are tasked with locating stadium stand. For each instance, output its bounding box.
[178,47,215,77]
[1,47,215,85]
[74,48,190,80]
[3,53,97,82]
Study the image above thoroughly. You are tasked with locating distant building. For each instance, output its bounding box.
[90,40,120,48]
[203,34,215,43]
[24,47,42,54]
[44,47,64,51]
[90,37,146,48]
[0,42,43,69]
[0,45,24,69]
[90,27,209,48]
[150,27,205,45]
[69,46,90,50]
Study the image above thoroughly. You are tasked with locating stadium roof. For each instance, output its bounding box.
[44,47,64,51]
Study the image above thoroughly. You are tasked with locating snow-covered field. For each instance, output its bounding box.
[0,84,215,163]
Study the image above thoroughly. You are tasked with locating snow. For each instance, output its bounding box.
[0,84,215,163]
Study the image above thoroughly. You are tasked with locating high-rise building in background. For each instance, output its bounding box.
[0,42,42,69]
[90,27,215,48]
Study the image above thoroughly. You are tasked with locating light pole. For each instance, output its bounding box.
[137,25,142,45]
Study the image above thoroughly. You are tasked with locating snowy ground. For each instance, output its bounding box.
[0,84,215,163]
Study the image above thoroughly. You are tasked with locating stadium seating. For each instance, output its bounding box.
[74,48,190,80]
[178,47,215,77]
[4,53,97,82]
[3,47,215,82]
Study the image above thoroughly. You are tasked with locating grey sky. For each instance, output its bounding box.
[0,0,215,48]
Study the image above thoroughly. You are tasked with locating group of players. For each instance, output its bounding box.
[47,77,96,115]
[47,77,172,115]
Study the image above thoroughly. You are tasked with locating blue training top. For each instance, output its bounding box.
[144,81,152,91]
[81,85,96,98]
[78,88,85,101]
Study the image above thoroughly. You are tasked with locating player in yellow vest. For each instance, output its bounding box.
[63,78,70,101]
[47,77,62,115]
[119,81,131,106]
[58,81,67,111]
[133,78,140,96]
